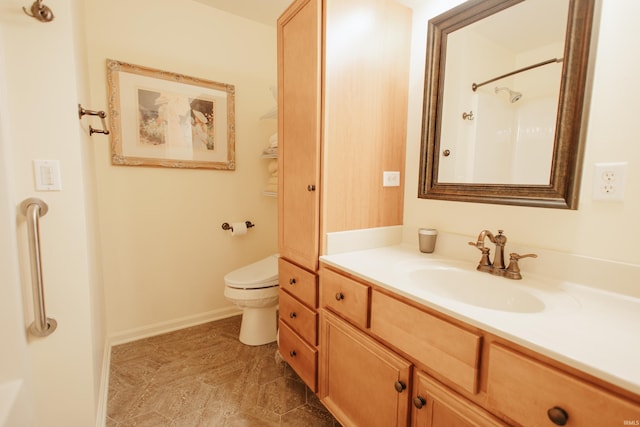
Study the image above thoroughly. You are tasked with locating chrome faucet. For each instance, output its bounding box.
[468,229,536,279]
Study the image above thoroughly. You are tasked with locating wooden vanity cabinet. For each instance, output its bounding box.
[319,264,640,426]
[319,265,495,427]
[277,0,410,394]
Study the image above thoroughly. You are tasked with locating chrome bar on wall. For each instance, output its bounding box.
[471,57,564,92]
[20,197,57,337]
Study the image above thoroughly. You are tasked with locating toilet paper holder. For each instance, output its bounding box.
[221,221,255,232]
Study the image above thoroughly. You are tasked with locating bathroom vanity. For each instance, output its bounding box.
[316,243,640,427]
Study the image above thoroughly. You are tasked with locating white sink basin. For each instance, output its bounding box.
[397,259,580,314]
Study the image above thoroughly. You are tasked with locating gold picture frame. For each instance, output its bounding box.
[106,59,235,170]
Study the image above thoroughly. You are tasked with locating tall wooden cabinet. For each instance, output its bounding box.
[278,0,322,273]
[276,0,411,393]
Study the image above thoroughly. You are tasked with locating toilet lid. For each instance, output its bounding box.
[224,254,279,289]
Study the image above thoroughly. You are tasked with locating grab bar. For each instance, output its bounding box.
[20,198,57,337]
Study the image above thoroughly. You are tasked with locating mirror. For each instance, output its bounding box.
[418,0,597,209]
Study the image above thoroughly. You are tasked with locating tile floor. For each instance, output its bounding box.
[107,315,339,426]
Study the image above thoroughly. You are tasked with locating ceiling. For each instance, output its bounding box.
[192,0,293,26]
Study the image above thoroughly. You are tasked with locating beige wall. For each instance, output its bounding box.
[84,0,279,339]
[403,1,640,267]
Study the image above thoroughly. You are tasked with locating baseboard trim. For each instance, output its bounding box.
[95,343,111,427]
[108,307,242,346]
[96,307,242,426]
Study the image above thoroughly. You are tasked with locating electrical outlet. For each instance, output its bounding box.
[592,162,627,201]
[383,171,400,187]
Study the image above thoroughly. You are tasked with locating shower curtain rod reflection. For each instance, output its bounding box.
[471,57,563,92]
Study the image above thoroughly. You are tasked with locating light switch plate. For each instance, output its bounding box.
[33,159,62,191]
[383,171,400,187]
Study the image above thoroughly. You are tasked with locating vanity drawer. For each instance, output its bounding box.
[279,321,318,392]
[279,258,318,308]
[370,290,481,394]
[320,267,370,329]
[279,289,318,346]
[487,344,640,426]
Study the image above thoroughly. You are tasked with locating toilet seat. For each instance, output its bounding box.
[224,254,279,289]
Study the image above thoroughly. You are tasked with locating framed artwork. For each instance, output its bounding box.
[106,59,235,170]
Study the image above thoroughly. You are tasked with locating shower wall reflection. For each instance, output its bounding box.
[437,0,567,185]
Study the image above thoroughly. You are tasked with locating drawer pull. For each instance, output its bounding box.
[547,406,569,426]
[413,396,426,409]
[289,278,296,285]
[335,292,345,301]
[289,312,297,319]
[289,350,297,357]
[394,381,407,393]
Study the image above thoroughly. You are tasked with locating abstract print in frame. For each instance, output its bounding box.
[106,59,235,170]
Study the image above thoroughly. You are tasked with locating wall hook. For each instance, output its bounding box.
[78,104,110,136]
[23,0,54,22]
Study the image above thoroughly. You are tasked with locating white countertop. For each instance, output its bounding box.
[320,243,640,395]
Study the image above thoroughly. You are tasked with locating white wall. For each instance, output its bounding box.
[404,1,640,266]
[0,0,106,425]
[0,33,35,425]
[84,0,279,340]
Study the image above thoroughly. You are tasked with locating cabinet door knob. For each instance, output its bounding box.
[394,381,407,393]
[289,278,296,285]
[335,292,344,301]
[307,184,316,191]
[413,396,426,409]
[289,312,297,319]
[547,406,569,426]
[289,350,296,357]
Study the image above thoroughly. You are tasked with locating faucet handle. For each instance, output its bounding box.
[505,252,538,280]
[468,244,492,272]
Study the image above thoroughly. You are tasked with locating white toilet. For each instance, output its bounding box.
[224,254,279,346]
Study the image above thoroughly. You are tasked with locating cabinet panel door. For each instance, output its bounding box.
[320,310,411,427]
[277,0,322,271]
[412,372,507,427]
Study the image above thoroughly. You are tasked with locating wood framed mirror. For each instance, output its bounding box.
[418,0,598,209]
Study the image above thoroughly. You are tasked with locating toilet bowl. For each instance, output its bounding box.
[224,254,279,346]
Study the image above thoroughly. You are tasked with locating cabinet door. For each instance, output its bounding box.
[277,0,322,272]
[412,372,507,427]
[320,310,411,427]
